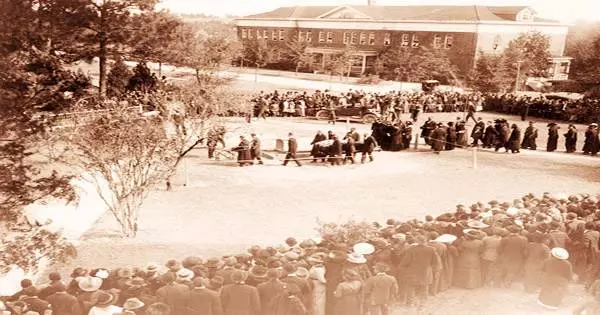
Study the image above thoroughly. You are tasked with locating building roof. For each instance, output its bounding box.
[240,5,559,23]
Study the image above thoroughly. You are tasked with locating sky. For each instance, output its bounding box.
[157,0,600,23]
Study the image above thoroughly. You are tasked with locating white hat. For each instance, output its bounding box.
[77,276,103,292]
[346,252,367,264]
[433,234,457,244]
[551,248,569,260]
[176,268,194,280]
[506,207,519,216]
[514,219,524,227]
[353,243,375,255]
[467,220,489,229]
[95,269,109,279]
[480,211,492,219]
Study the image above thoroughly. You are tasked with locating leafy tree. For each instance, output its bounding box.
[322,45,356,80]
[565,22,600,85]
[376,47,458,83]
[470,51,513,92]
[126,62,158,93]
[107,57,133,97]
[283,33,315,73]
[502,31,552,87]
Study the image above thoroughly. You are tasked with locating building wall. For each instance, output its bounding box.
[238,26,479,75]
[475,31,567,56]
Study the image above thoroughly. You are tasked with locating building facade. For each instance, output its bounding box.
[235,5,571,81]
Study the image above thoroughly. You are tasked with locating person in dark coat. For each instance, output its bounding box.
[547,123,560,152]
[343,136,356,164]
[329,135,343,166]
[538,248,573,310]
[265,284,307,315]
[400,235,441,308]
[257,269,287,314]
[46,287,83,315]
[333,269,362,315]
[232,136,252,167]
[507,124,521,153]
[456,119,467,148]
[361,133,378,163]
[499,226,528,287]
[483,121,497,149]
[184,278,223,315]
[402,121,413,149]
[363,263,398,315]
[430,123,447,154]
[564,124,578,153]
[521,121,538,150]
[583,124,600,156]
[283,133,302,167]
[471,118,485,147]
[390,124,404,151]
[156,277,190,314]
[420,118,435,145]
[445,122,457,151]
[310,131,327,163]
[220,270,261,315]
[454,230,484,289]
[250,134,264,165]
[523,235,551,293]
[494,121,510,152]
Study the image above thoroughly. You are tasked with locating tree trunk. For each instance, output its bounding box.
[98,47,108,99]
[158,61,162,78]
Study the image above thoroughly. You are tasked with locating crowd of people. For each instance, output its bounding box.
[484,94,600,124]
[3,193,600,314]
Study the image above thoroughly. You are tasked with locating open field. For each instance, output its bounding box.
[43,113,600,314]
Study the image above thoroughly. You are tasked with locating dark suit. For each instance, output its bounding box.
[220,283,261,315]
[330,139,343,166]
[185,288,223,315]
[363,273,398,315]
[156,282,190,315]
[256,280,287,313]
[499,234,528,285]
[400,244,440,306]
[362,135,378,163]
[283,137,301,166]
[343,137,356,164]
[46,292,82,315]
[250,137,263,165]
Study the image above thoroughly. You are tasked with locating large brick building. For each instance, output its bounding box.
[235,5,571,80]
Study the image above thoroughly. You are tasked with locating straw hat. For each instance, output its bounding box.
[91,290,117,307]
[77,276,103,292]
[176,268,194,281]
[506,207,519,216]
[551,247,569,260]
[122,298,145,311]
[433,234,458,244]
[353,243,375,255]
[346,252,367,264]
[467,221,489,229]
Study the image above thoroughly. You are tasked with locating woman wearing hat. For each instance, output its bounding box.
[88,290,122,315]
[538,248,573,310]
[453,229,484,289]
[333,269,363,315]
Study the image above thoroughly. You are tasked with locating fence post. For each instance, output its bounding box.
[414,132,418,150]
[472,146,478,169]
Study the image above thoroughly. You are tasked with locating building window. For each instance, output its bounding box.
[444,35,453,49]
[368,33,375,45]
[306,31,312,42]
[279,29,284,41]
[319,31,325,43]
[263,30,268,40]
[343,32,350,44]
[383,33,391,46]
[401,34,409,47]
[241,29,247,39]
[351,32,358,44]
[492,35,502,50]
[272,30,277,41]
[327,32,333,43]
[411,34,419,48]
[359,32,367,45]
[256,29,262,40]
[433,34,443,49]
[248,29,253,39]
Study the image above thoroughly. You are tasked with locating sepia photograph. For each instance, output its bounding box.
[2,0,600,314]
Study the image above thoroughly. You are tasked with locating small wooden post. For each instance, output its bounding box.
[414,132,419,150]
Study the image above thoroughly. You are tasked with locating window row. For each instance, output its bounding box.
[241,29,286,41]
[241,28,454,49]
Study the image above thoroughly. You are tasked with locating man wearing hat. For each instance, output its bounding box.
[361,132,378,163]
[184,277,223,315]
[37,272,66,300]
[46,285,82,315]
[88,290,122,315]
[76,276,103,314]
[215,257,238,286]
[400,235,441,308]
[220,270,261,315]
[256,269,286,313]
[430,122,446,154]
[363,263,398,315]
[281,263,313,312]
[564,123,578,153]
[547,122,560,152]
[282,132,302,167]
[250,133,264,165]
[155,272,190,314]
[498,225,528,288]
[583,123,600,156]
[521,121,538,150]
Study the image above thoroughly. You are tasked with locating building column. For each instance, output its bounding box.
[361,55,367,75]
[321,53,326,69]
[553,62,559,80]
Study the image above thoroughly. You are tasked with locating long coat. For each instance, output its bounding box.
[508,127,521,151]
[233,139,252,163]
[333,280,362,315]
[538,258,572,308]
[156,282,190,315]
[430,127,447,152]
[362,136,378,153]
[220,283,261,315]
[564,127,578,152]
[583,128,600,154]
[499,234,528,274]
[523,242,551,292]
[547,125,560,151]
[400,244,441,286]
[453,238,484,289]
[257,280,287,314]
[185,288,223,315]
[483,125,498,147]
[521,126,538,149]
[363,273,398,306]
